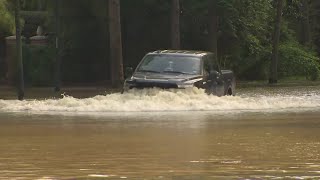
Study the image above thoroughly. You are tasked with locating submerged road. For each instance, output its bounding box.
[0,86,320,179]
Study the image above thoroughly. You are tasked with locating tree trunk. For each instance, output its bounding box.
[310,1,320,55]
[54,0,61,92]
[15,0,24,100]
[171,0,180,49]
[269,0,284,84]
[38,0,43,10]
[109,0,124,87]
[301,0,311,46]
[208,0,218,64]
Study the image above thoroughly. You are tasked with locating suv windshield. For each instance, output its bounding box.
[137,54,201,75]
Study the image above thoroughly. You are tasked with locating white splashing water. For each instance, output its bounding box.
[0,88,320,113]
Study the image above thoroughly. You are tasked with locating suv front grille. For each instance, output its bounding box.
[135,82,178,89]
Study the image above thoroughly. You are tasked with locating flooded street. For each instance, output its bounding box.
[0,87,320,179]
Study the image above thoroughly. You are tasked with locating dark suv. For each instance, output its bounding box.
[123,50,235,96]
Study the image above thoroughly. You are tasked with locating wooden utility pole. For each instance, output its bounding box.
[15,0,24,100]
[209,0,218,62]
[269,0,284,84]
[54,0,61,92]
[109,0,124,87]
[171,0,180,49]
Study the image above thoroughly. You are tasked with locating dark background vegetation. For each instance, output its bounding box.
[0,0,320,86]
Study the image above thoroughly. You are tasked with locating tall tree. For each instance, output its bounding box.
[109,0,124,87]
[301,0,311,46]
[310,0,320,54]
[171,0,180,49]
[269,0,284,84]
[14,0,24,100]
[37,0,43,10]
[54,0,61,92]
[208,0,218,64]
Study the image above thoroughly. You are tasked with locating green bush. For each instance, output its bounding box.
[279,42,320,81]
[23,45,55,86]
[4,43,54,86]
[231,55,270,80]
[0,1,14,36]
[307,64,320,81]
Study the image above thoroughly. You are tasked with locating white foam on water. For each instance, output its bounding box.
[0,88,320,113]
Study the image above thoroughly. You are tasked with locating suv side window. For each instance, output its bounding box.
[203,54,220,73]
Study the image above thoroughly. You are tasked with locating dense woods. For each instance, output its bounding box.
[1,0,320,86]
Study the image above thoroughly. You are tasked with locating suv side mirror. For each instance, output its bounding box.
[125,67,134,79]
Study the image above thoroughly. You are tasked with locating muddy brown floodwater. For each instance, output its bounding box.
[0,86,320,179]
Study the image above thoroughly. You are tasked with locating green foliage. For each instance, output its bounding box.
[283,0,303,19]
[21,0,47,10]
[4,42,54,86]
[0,0,15,36]
[218,0,274,80]
[178,0,276,80]
[46,0,110,82]
[23,45,55,86]
[13,0,320,84]
[234,0,273,54]
[279,41,320,81]
[309,65,320,81]
[310,1,320,55]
